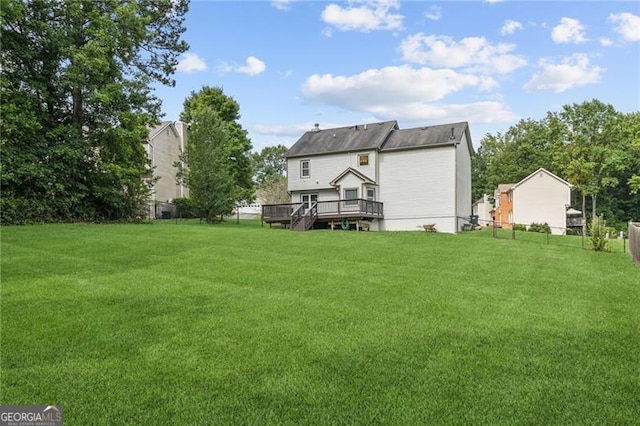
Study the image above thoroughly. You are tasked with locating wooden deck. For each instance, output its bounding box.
[262,199,383,230]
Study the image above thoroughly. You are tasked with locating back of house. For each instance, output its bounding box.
[280,120,474,233]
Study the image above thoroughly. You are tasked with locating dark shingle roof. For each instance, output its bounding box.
[285,121,398,158]
[380,122,469,151]
[285,120,473,158]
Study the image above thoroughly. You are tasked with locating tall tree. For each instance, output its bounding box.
[551,100,625,230]
[252,144,288,186]
[472,118,562,201]
[179,86,254,204]
[181,108,235,223]
[0,0,189,223]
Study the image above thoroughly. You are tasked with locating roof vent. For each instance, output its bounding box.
[313,123,320,131]
[449,127,455,139]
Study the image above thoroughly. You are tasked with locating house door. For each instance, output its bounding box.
[301,194,318,210]
[366,187,376,214]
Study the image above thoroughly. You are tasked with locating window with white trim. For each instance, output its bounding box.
[344,188,358,205]
[358,154,369,166]
[366,187,375,201]
[300,160,310,178]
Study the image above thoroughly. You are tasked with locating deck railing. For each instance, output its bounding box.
[567,217,585,227]
[262,199,383,223]
[314,199,383,217]
[262,203,300,222]
[290,202,318,231]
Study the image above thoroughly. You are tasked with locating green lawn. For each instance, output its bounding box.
[1,221,639,424]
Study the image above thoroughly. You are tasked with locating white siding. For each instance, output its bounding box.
[292,189,339,203]
[512,171,571,235]
[287,151,377,192]
[473,195,493,226]
[378,146,457,232]
[455,134,472,231]
[149,125,186,202]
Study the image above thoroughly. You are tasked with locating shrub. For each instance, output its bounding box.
[589,216,611,252]
[528,222,551,233]
[566,227,580,236]
[172,197,200,218]
[513,223,527,232]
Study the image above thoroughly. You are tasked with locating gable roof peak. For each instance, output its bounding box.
[513,168,572,189]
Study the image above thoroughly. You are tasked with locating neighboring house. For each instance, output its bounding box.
[472,194,493,226]
[263,120,474,233]
[492,183,516,228]
[144,121,188,218]
[492,168,572,235]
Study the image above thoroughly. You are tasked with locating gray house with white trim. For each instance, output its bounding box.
[263,120,474,233]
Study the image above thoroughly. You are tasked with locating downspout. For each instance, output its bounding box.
[454,141,458,233]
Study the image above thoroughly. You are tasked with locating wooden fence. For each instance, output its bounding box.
[629,222,640,265]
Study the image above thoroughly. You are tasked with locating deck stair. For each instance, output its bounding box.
[291,202,317,231]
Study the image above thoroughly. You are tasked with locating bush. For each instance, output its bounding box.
[528,222,551,233]
[172,197,200,218]
[589,216,611,252]
[566,227,580,236]
[513,223,527,232]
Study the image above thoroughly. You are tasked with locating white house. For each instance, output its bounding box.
[472,194,493,227]
[493,168,572,235]
[264,121,474,233]
[144,121,188,217]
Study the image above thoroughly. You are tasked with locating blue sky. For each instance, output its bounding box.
[153,0,640,151]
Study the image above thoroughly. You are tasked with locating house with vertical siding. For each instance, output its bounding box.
[144,121,188,218]
[262,120,474,233]
[492,168,572,235]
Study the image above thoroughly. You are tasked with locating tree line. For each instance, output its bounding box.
[2,3,635,228]
[473,99,640,230]
[0,1,282,225]
[1,0,189,223]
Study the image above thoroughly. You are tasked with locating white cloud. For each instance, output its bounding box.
[302,65,497,112]
[552,17,588,44]
[321,0,404,33]
[399,34,527,74]
[501,19,523,36]
[523,54,605,93]
[253,123,317,137]
[271,0,294,11]
[219,56,266,76]
[176,53,207,73]
[608,12,640,42]
[368,101,519,124]
[425,6,442,21]
[600,38,613,47]
[238,56,266,75]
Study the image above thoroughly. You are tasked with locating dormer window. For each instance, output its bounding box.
[359,154,369,166]
[300,160,310,178]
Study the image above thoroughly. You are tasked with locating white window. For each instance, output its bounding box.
[301,193,317,209]
[344,188,358,205]
[366,187,375,201]
[358,154,369,166]
[300,160,310,178]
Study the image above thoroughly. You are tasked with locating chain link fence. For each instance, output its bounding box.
[483,219,630,254]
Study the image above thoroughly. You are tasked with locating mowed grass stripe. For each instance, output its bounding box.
[1,221,638,424]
